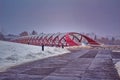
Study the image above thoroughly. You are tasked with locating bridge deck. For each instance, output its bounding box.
[0,49,119,80]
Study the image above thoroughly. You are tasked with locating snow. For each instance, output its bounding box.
[0,41,70,72]
[115,62,120,76]
[112,50,120,52]
[114,51,120,77]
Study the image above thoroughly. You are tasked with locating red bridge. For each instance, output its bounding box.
[11,32,100,47]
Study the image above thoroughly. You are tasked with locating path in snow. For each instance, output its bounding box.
[0,49,119,80]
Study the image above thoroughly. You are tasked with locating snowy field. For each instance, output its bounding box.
[114,50,120,77]
[0,41,70,72]
[115,61,120,77]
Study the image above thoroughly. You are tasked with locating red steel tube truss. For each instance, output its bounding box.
[11,32,100,46]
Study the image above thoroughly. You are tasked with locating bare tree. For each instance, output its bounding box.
[31,30,38,35]
[19,31,28,36]
[111,37,115,42]
[0,32,4,40]
[94,35,97,40]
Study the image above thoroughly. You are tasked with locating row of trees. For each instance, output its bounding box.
[85,33,120,45]
[96,37,120,45]
[0,30,38,40]
[19,30,38,36]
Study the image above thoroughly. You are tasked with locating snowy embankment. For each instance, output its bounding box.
[0,41,70,72]
[115,62,120,77]
[113,50,120,77]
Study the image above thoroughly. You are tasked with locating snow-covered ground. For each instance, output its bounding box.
[114,50,120,77]
[0,41,70,72]
[115,62,120,77]
[112,50,120,52]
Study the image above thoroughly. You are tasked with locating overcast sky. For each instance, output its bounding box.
[0,0,120,36]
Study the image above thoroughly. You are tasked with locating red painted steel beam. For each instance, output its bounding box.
[11,32,100,47]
